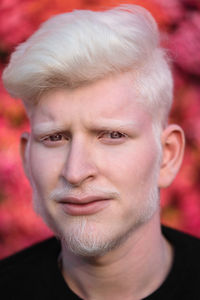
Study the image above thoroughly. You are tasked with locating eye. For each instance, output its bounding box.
[99,131,127,143]
[108,131,125,139]
[40,133,68,146]
[48,133,63,142]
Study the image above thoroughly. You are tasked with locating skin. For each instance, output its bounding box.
[21,72,185,299]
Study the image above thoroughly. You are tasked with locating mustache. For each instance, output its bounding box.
[49,186,120,201]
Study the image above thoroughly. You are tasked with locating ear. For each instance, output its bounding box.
[158,124,185,188]
[20,132,31,180]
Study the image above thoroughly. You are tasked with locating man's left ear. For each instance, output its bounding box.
[158,124,185,188]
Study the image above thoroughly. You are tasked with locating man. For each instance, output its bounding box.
[1,4,199,300]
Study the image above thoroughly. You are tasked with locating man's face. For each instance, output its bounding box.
[24,73,161,256]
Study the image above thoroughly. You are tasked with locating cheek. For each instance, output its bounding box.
[28,144,65,193]
[101,142,159,184]
[99,142,160,208]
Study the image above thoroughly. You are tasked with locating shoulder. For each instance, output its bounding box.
[0,237,60,292]
[162,225,200,251]
[163,225,200,266]
[144,226,200,300]
[162,226,200,297]
[0,237,60,270]
[0,237,61,298]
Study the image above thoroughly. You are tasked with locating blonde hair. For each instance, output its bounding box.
[2,4,173,126]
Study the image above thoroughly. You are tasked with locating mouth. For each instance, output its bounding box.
[58,196,112,216]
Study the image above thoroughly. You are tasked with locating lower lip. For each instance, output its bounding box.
[59,199,111,216]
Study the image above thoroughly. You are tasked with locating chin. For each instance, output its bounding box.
[51,215,147,257]
[56,217,116,257]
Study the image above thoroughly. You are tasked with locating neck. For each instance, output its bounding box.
[61,214,173,300]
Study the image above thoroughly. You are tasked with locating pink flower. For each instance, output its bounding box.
[169,12,200,75]
[0,0,34,49]
[152,0,184,24]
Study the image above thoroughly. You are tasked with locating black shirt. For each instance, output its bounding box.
[0,226,200,300]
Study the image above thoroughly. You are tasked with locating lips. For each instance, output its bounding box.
[58,195,111,216]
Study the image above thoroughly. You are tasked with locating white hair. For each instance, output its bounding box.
[2,4,173,126]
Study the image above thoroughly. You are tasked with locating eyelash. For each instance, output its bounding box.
[46,134,65,141]
[40,133,68,144]
[99,131,126,140]
[40,131,127,145]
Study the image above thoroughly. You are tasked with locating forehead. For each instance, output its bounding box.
[29,73,151,127]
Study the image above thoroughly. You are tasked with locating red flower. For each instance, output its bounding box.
[169,12,200,75]
[0,0,34,49]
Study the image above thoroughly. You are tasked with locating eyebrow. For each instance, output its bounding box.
[32,123,66,136]
[88,120,138,131]
[32,120,138,136]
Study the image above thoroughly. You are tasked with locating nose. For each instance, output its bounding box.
[61,138,97,186]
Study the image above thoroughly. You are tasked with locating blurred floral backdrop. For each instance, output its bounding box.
[0,0,200,259]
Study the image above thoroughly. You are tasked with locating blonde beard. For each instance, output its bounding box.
[48,184,159,257]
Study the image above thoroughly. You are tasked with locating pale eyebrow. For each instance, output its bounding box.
[87,120,139,131]
[32,123,66,136]
[32,120,138,136]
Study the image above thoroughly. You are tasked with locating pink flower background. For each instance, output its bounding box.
[0,0,200,259]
